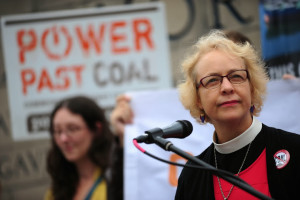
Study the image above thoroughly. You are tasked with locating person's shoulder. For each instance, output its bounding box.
[197,143,214,159]
[181,143,213,174]
[263,124,299,135]
[262,124,300,143]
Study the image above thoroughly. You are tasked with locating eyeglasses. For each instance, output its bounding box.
[53,125,87,137]
[196,69,249,90]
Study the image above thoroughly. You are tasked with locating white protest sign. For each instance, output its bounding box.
[1,2,171,141]
[124,79,300,200]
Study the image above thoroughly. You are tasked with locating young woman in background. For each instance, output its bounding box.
[45,96,123,200]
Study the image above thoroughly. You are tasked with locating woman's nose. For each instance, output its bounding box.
[58,132,69,142]
[220,77,234,93]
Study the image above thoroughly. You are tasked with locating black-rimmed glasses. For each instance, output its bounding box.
[196,69,249,90]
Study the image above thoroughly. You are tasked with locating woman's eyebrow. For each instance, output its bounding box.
[204,69,242,77]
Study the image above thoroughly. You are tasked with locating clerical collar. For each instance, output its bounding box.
[213,117,262,154]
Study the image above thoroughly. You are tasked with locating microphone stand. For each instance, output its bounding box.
[153,136,274,200]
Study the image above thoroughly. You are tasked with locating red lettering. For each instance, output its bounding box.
[41,26,72,60]
[111,21,129,54]
[17,18,154,63]
[21,69,36,95]
[76,24,106,56]
[133,19,154,51]
[21,65,85,95]
[55,67,70,90]
[17,29,37,64]
[71,65,85,86]
[37,68,53,92]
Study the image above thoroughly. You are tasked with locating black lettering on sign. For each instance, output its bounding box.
[94,62,107,87]
[266,51,300,79]
[268,62,295,79]
[110,62,124,84]
[27,113,50,132]
[142,59,157,82]
[93,58,158,87]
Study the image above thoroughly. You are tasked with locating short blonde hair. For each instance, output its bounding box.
[178,30,269,123]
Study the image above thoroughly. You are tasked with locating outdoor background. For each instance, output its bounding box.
[0,0,261,199]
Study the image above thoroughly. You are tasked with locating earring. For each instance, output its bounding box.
[250,105,255,113]
[200,114,205,123]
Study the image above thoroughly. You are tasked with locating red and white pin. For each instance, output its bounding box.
[274,150,290,169]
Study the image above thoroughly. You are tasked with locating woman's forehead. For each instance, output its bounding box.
[53,108,85,125]
[195,50,244,75]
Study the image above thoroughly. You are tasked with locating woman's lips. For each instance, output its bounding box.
[220,100,239,107]
[62,145,73,153]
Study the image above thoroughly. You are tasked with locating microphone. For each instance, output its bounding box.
[135,120,193,144]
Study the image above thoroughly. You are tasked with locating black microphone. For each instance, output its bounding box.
[135,120,193,144]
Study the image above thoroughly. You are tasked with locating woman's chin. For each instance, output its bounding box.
[63,152,78,162]
[217,112,251,124]
[217,113,245,123]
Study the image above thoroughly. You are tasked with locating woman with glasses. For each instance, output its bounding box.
[44,96,123,200]
[109,30,252,143]
[175,30,300,200]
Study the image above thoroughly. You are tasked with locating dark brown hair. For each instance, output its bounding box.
[224,30,252,45]
[46,96,114,200]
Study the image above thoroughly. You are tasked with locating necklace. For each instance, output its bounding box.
[214,142,251,200]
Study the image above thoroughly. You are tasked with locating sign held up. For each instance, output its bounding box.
[1,2,172,141]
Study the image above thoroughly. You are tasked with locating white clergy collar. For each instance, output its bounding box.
[213,116,262,154]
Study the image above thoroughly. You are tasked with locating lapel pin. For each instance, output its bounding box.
[274,149,290,169]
